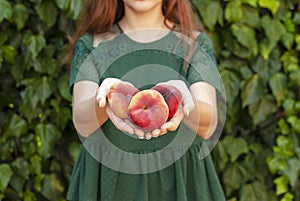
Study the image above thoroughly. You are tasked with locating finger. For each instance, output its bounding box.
[161,122,177,131]
[152,129,161,137]
[182,95,195,116]
[124,119,145,139]
[106,107,134,134]
[162,106,184,131]
[145,132,153,140]
[96,78,121,107]
[134,127,145,139]
[96,86,109,107]
[116,121,135,134]
[158,129,168,136]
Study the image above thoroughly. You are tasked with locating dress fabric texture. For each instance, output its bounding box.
[67,26,226,201]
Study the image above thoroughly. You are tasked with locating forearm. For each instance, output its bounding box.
[73,98,108,137]
[72,81,108,137]
[183,96,218,139]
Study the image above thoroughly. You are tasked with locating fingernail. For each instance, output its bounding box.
[100,100,105,107]
[186,109,190,116]
[138,135,144,139]
[153,134,158,138]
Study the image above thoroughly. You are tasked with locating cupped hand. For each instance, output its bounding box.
[105,105,146,139]
[150,104,184,138]
[157,80,195,116]
[96,78,134,107]
[147,80,195,139]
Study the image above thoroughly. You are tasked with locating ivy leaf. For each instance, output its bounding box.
[12,3,29,31]
[37,77,56,104]
[274,175,289,195]
[4,114,28,138]
[281,50,299,73]
[66,0,85,20]
[12,157,30,180]
[223,162,249,195]
[198,1,221,31]
[261,16,286,47]
[281,192,294,201]
[296,34,300,51]
[240,6,260,28]
[21,82,39,109]
[225,1,243,23]
[281,33,294,50]
[258,0,280,15]
[242,0,257,7]
[287,116,300,133]
[267,156,286,174]
[41,174,64,201]
[241,74,265,107]
[0,49,3,70]
[283,99,296,116]
[0,33,7,45]
[68,142,81,163]
[0,0,12,22]
[248,95,277,125]
[231,24,258,56]
[35,0,58,27]
[10,174,26,195]
[282,158,300,188]
[57,107,71,129]
[54,0,70,10]
[30,155,42,175]
[283,12,296,33]
[0,164,13,193]
[1,45,17,64]
[34,57,59,76]
[21,77,55,108]
[58,74,72,101]
[24,190,37,201]
[269,73,287,104]
[220,69,240,107]
[278,119,290,135]
[35,124,61,158]
[222,136,249,162]
[23,34,46,59]
[290,69,300,87]
[252,50,281,82]
[240,181,267,201]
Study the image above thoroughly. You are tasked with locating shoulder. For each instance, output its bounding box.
[193,31,217,64]
[75,34,94,52]
[194,31,214,49]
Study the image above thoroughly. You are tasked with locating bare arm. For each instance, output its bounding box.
[72,81,108,137]
[183,82,218,139]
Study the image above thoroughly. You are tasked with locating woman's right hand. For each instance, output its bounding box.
[96,78,129,107]
[105,105,145,138]
[96,78,146,139]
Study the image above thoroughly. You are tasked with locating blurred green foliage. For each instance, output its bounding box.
[0,0,299,200]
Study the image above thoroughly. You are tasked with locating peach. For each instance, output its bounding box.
[151,84,182,120]
[128,90,169,131]
[107,83,139,118]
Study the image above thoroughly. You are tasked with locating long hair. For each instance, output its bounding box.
[66,0,204,62]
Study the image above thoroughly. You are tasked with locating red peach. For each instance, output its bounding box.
[151,84,182,120]
[128,90,169,131]
[107,83,139,118]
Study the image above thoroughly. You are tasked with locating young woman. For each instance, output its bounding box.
[67,0,226,200]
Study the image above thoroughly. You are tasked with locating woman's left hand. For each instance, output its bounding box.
[145,80,195,139]
[148,104,184,138]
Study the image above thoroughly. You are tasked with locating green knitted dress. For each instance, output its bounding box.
[67,25,225,201]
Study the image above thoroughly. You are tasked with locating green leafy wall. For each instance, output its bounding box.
[0,0,299,200]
